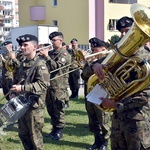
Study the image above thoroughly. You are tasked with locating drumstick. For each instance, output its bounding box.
[0,79,24,102]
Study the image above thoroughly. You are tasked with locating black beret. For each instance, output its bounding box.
[70,38,78,43]
[49,31,63,40]
[116,16,134,31]
[89,37,107,48]
[16,34,38,46]
[1,41,12,46]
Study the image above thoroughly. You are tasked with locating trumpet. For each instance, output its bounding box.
[5,45,52,72]
[36,44,52,53]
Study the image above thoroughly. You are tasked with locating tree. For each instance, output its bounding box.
[110,34,120,44]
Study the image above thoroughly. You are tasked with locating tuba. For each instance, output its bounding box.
[87,3,150,111]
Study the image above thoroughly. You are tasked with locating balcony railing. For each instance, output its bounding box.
[3,15,14,19]
[3,6,13,11]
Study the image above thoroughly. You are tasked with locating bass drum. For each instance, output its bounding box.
[0,96,30,125]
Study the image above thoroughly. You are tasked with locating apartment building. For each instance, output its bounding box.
[18,0,150,46]
[0,0,19,42]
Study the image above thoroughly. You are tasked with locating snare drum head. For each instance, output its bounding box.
[0,96,29,125]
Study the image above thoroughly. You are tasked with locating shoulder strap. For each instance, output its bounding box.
[24,57,40,85]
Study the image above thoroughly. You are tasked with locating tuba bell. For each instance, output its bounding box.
[87,3,150,111]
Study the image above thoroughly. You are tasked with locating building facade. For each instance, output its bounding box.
[0,0,19,42]
[17,0,150,46]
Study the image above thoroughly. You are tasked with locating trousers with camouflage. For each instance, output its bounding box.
[18,107,44,150]
[111,111,150,150]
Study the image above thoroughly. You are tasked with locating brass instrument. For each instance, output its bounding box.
[87,3,150,111]
[5,45,52,72]
[75,50,111,68]
[50,50,111,80]
[36,44,52,53]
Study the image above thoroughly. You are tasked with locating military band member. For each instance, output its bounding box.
[81,38,110,150]
[68,38,81,99]
[91,17,150,150]
[0,41,20,100]
[40,31,71,140]
[10,34,50,150]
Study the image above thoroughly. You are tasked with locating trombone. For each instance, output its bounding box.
[50,49,112,80]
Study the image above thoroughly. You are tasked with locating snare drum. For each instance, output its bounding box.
[0,96,30,125]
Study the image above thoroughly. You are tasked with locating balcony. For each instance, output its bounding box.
[3,15,14,19]
[3,6,13,11]
[0,15,4,20]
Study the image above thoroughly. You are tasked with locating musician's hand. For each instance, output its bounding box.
[100,97,117,109]
[9,93,16,99]
[6,45,13,52]
[8,51,16,60]
[10,85,22,93]
[39,49,49,57]
[92,63,107,80]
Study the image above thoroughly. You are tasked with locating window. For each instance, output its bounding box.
[4,19,10,23]
[3,28,10,32]
[16,20,19,24]
[15,12,19,16]
[4,11,11,15]
[108,19,118,31]
[52,0,58,6]
[53,20,58,26]
[109,0,137,4]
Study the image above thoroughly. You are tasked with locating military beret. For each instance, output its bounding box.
[16,34,38,46]
[116,16,134,31]
[70,38,78,43]
[49,31,63,40]
[89,37,107,48]
[1,41,12,46]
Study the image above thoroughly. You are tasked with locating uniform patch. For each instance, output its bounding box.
[41,66,46,70]
[63,53,67,56]
[61,58,66,62]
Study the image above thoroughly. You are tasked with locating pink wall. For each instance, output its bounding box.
[88,0,96,39]
[95,0,104,40]
[88,0,104,40]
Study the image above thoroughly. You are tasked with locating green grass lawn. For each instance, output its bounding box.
[0,94,111,150]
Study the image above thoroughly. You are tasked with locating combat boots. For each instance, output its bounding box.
[51,128,63,140]
[45,128,57,138]
[69,90,78,99]
[86,133,108,150]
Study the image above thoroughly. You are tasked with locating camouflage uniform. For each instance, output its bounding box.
[111,88,150,150]
[111,50,150,150]
[45,48,71,134]
[13,55,50,150]
[68,48,81,99]
[2,61,13,100]
[2,55,20,100]
[81,59,111,148]
[63,70,70,108]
